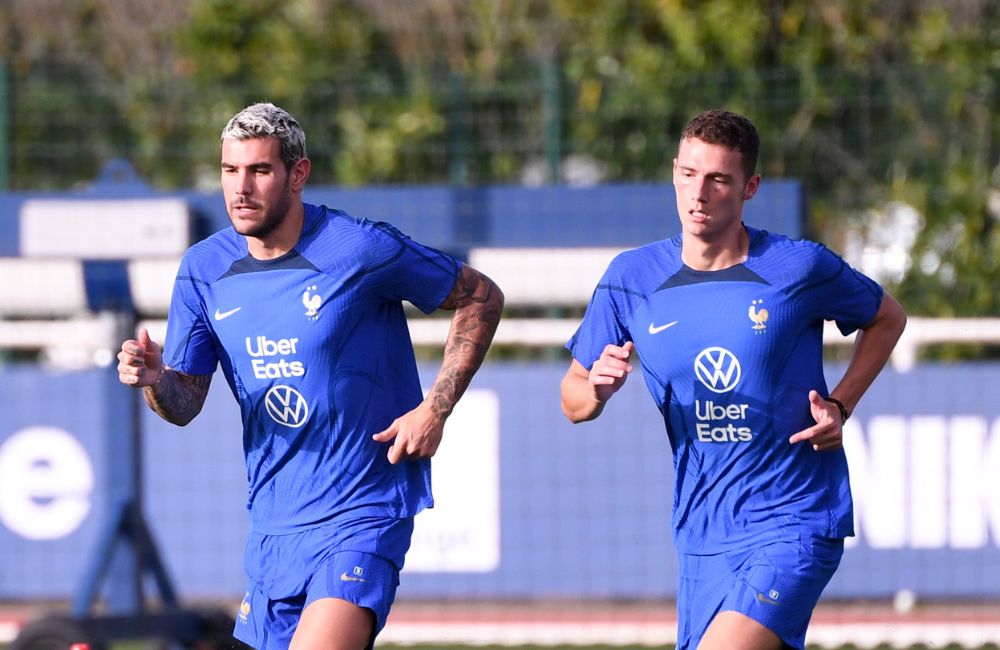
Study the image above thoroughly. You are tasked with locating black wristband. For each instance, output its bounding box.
[824,396,849,424]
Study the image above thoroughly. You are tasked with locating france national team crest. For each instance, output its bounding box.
[302,285,322,319]
[748,298,768,333]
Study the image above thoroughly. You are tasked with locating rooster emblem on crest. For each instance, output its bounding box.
[748,299,768,332]
[303,285,322,318]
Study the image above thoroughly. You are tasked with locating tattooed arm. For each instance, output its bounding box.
[117,327,212,426]
[428,264,504,418]
[142,371,213,426]
[372,264,504,463]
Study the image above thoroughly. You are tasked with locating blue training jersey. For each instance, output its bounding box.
[567,226,883,554]
[163,204,460,534]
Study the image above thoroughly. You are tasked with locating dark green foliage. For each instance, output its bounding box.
[1,1,998,323]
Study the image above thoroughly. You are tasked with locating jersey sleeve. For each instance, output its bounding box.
[365,222,460,314]
[162,255,219,375]
[800,244,884,336]
[566,258,634,369]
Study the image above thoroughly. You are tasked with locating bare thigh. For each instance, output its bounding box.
[289,597,375,650]
[697,610,785,650]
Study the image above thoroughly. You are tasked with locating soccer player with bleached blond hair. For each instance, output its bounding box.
[118,102,503,650]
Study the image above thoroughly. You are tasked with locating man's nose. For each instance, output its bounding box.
[235,171,253,195]
[688,176,709,202]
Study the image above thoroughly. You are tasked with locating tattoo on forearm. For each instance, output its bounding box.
[144,371,212,425]
[430,266,503,418]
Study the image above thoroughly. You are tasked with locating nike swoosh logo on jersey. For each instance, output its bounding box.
[214,307,242,321]
[340,572,369,583]
[648,320,678,334]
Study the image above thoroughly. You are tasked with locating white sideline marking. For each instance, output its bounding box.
[378,621,1000,648]
[3,618,999,647]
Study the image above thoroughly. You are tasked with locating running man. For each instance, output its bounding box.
[117,102,503,650]
[560,109,906,650]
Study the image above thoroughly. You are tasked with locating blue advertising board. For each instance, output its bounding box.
[1,361,999,602]
[0,179,803,257]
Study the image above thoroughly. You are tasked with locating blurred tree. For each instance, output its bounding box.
[1,0,192,187]
[1,0,998,322]
[549,0,1000,320]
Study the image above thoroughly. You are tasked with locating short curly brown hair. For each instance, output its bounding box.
[680,109,759,181]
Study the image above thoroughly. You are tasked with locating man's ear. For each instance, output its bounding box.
[743,173,761,201]
[290,158,311,192]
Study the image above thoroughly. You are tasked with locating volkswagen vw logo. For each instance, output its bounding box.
[265,385,310,428]
[694,347,742,393]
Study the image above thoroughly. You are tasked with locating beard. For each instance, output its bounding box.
[228,180,293,240]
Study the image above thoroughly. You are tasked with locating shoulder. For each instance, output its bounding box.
[748,227,840,273]
[603,236,683,291]
[179,228,245,283]
[301,204,418,266]
[611,236,681,269]
[750,226,822,255]
[746,227,859,296]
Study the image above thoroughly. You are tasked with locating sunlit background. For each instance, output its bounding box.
[1,1,999,648]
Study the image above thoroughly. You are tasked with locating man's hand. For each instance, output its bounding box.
[372,402,445,464]
[560,341,634,423]
[589,341,634,403]
[117,328,163,388]
[789,389,844,451]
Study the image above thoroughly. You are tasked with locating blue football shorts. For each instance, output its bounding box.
[676,531,844,650]
[233,515,415,650]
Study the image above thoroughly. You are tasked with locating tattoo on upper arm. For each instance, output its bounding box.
[144,370,212,425]
[440,265,496,310]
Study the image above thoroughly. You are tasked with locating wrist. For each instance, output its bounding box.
[823,396,850,424]
[425,393,453,422]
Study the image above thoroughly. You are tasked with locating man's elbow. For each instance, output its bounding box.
[562,405,593,424]
[560,398,579,423]
[487,282,505,322]
[894,309,908,340]
[155,408,199,428]
[885,294,908,340]
[492,281,505,308]
[143,392,204,427]
[169,411,199,427]
[559,379,598,424]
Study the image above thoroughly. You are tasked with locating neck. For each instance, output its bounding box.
[248,202,305,260]
[682,224,749,271]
